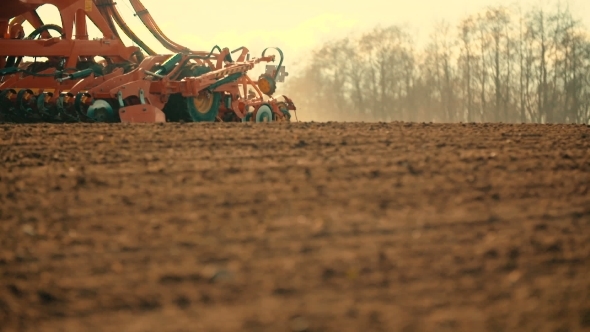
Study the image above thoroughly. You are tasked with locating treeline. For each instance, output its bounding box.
[284,4,590,123]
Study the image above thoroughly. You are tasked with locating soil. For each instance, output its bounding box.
[0,121,590,332]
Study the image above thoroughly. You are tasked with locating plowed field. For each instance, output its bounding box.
[1,122,589,332]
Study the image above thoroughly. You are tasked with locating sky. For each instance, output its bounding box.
[27,0,590,94]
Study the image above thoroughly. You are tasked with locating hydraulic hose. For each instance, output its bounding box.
[128,0,189,53]
[105,2,156,55]
[187,46,224,60]
[95,0,121,39]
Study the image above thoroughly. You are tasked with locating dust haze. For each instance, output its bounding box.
[283,1,590,124]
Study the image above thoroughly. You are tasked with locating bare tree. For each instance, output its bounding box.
[458,16,477,122]
[284,0,590,124]
[422,20,457,122]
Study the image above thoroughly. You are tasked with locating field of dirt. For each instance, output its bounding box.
[0,121,589,332]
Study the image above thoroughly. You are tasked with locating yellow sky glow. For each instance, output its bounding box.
[22,0,590,96]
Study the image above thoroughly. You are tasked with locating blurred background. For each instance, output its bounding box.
[29,0,590,123]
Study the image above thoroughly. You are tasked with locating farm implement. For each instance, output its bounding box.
[0,0,296,123]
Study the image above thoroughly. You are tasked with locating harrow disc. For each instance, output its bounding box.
[276,101,291,122]
[0,89,15,122]
[186,91,221,122]
[87,100,115,122]
[281,109,291,121]
[36,92,55,120]
[15,89,36,121]
[255,104,273,123]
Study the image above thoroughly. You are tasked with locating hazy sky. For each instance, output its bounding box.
[30,0,590,89]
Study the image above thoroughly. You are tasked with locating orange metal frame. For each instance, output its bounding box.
[0,0,296,123]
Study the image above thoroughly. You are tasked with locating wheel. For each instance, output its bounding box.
[162,65,217,122]
[163,93,191,122]
[186,91,221,122]
[255,104,273,123]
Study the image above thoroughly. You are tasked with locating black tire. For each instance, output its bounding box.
[162,65,216,122]
[162,93,192,122]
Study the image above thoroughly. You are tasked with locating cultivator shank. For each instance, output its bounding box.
[0,0,296,124]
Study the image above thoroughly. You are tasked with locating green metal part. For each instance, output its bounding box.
[261,47,284,81]
[155,53,183,76]
[208,72,243,92]
[68,68,94,80]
